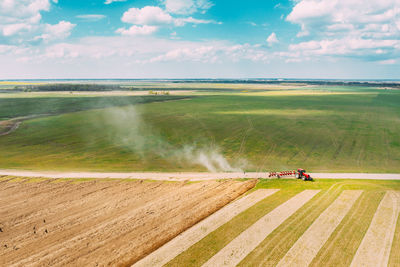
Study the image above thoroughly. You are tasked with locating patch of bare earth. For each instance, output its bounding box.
[0,177,256,266]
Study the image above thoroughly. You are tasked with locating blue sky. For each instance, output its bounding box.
[0,0,399,79]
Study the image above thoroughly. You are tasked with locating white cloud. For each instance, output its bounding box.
[287,0,400,39]
[379,59,396,65]
[266,32,278,45]
[104,0,126,4]
[76,14,106,21]
[0,0,74,44]
[122,6,173,25]
[2,23,33,36]
[284,0,400,62]
[163,0,213,15]
[0,0,50,38]
[148,43,269,63]
[116,25,158,36]
[174,17,220,26]
[37,21,76,42]
[117,5,219,36]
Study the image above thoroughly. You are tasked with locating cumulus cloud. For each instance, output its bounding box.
[163,0,213,15]
[266,32,278,45]
[121,6,173,25]
[116,5,219,35]
[0,0,74,44]
[116,25,158,36]
[285,0,400,62]
[37,21,76,42]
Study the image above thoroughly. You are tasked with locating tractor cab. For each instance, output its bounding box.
[296,168,313,181]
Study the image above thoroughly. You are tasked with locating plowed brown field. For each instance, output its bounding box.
[0,177,256,266]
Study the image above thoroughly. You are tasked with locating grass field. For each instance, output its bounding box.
[156,178,400,267]
[0,85,400,172]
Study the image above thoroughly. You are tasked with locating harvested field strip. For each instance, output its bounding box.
[134,189,279,267]
[389,208,400,267]
[310,190,384,267]
[277,190,362,267]
[165,188,304,267]
[203,190,320,267]
[0,178,255,267]
[350,191,400,267]
[238,182,346,266]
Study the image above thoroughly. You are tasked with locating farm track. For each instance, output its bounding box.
[0,114,49,136]
[0,178,256,266]
[0,170,400,180]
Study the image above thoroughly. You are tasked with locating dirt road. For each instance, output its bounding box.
[0,170,399,180]
[0,177,256,266]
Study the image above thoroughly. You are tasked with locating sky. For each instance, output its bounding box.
[0,0,399,79]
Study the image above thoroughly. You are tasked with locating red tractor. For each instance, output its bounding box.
[296,169,313,181]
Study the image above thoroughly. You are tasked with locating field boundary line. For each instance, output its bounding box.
[202,189,320,267]
[350,191,400,267]
[277,190,362,267]
[133,189,279,267]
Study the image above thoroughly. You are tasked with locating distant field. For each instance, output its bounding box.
[0,85,400,172]
[0,95,187,120]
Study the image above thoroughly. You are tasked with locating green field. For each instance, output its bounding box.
[0,84,400,172]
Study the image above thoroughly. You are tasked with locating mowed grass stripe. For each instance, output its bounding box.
[133,189,279,267]
[203,190,320,267]
[238,182,346,266]
[165,188,303,267]
[351,191,400,267]
[277,190,362,267]
[389,208,400,267]
[309,190,384,267]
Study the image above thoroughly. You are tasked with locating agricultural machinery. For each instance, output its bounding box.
[296,168,313,181]
[268,168,313,181]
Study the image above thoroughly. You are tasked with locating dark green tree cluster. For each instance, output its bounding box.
[22,84,123,91]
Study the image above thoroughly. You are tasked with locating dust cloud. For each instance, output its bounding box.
[99,105,246,172]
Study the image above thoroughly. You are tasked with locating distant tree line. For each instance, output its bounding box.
[18,84,123,92]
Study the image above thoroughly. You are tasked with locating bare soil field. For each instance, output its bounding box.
[0,176,255,266]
